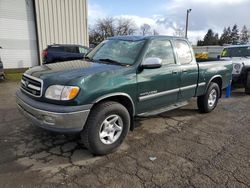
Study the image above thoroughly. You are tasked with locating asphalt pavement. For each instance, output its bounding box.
[0,80,250,188]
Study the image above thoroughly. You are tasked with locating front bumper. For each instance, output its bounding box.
[16,90,92,133]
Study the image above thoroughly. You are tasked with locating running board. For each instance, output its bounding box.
[137,101,189,117]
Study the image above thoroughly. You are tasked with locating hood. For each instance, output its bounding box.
[25,60,124,82]
[221,57,250,65]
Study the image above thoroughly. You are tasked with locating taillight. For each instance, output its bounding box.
[42,50,48,57]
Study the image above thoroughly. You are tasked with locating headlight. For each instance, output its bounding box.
[45,85,80,101]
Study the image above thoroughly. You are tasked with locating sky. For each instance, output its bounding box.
[88,0,250,44]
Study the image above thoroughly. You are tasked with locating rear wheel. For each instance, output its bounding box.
[81,101,130,155]
[245,71,250,95]
[0,74,5,80]
[197,82,220,113]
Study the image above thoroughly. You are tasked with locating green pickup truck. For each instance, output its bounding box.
[16,36,232,155]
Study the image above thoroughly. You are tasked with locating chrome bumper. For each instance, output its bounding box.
[16,90,92,133]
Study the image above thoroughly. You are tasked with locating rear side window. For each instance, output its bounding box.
[174,40,192,64]
[64,46,79,53]
[79,47,89,54]
[49,46,65,52]
[145,40,176,65]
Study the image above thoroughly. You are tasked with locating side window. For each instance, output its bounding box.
[174,40,192,64]
[65,47,79,53]
[50,47,65,52]
[79,47,88,54]
[145,40,175,65]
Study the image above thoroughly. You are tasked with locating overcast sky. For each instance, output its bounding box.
[88,0,250,44]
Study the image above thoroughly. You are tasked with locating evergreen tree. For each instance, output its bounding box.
[240,25,249,44]
[197,40,203,46]
[219,27,231,45]
[202,29,219,45]
[227,27,232,44]
[231,24,240,44]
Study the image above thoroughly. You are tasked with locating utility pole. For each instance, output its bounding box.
[185,9,192,39]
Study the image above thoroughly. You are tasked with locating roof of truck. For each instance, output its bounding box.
[108,35,184,41]
[224,44,250,49]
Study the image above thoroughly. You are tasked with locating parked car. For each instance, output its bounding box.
[43,44,90,64]
[16,36,232,155]
[0,46,5,80]
[220,45,250,94]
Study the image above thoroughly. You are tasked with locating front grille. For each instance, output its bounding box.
[21,74,43,97]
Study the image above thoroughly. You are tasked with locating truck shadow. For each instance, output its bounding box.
[15,106,198,174]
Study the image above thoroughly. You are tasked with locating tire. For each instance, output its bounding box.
[245,71,250,95]
[81,101,130,155]
[197,82,220,113]
[0,75,5,80]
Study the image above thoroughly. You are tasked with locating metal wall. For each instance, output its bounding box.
[0,0,38,69]
[34,0,88,64]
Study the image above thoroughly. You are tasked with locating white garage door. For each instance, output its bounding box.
[0,0,38,69]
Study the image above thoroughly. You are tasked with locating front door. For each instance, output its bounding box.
[137,39,181,114]
[173,40,199,100]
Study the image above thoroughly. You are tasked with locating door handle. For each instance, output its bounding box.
[172,71,178,75]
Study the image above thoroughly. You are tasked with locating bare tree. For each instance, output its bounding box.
[89,17,138,45]
[96,17,116,38]
[116,18,137,36]
[140,23,151,36]
[153,29,159,36]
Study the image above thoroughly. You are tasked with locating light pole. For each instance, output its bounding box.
[185,9,192,39]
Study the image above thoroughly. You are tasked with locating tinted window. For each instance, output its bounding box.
[221,46,250,57]
[79,47,89,54]
[65,46,79,53]
[145,40,175,65]
[49,46,64,52]
[88,39,145,65]
[174,40,192,64]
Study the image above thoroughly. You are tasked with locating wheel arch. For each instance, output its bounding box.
[206,75,223,97]
[93,93,135,131]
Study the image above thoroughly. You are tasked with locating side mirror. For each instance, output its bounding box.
[141,58,162,69]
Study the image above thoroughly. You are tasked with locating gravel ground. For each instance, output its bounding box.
[0,80,250,188]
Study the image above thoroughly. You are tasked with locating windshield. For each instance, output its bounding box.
[86,39,145,65]
[221,46,250,58]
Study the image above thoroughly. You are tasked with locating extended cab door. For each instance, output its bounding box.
[137,39,181,114]
[173,40,198,100]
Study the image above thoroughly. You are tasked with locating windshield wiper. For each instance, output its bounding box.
[97,58,127,66]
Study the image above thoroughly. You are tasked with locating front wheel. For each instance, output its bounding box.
[197,82,220,113]
[245,71,250,95]
[81,101,130,155]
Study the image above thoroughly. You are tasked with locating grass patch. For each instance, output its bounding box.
[5,73,23,81]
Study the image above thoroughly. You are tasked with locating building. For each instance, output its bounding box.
[0,0,88,69]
